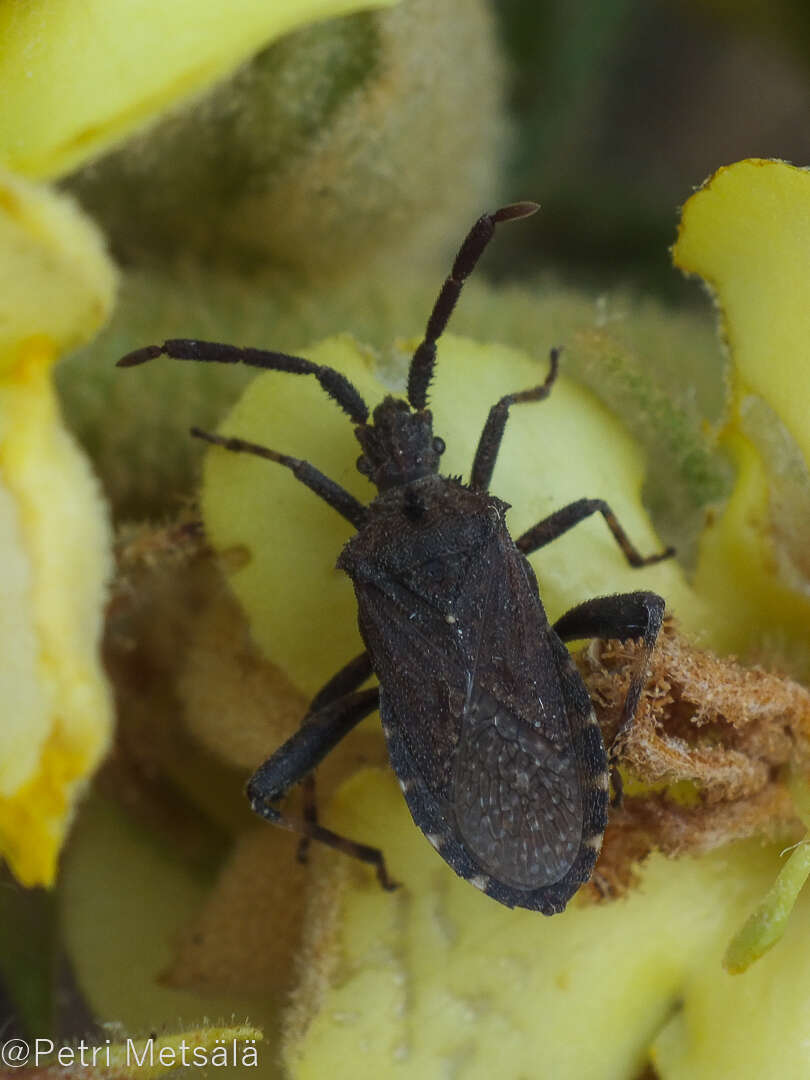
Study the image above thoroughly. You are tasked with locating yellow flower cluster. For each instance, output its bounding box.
[0,0,394,886]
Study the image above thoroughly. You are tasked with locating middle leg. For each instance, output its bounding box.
[516,497,674,566]
[297,652,373,860]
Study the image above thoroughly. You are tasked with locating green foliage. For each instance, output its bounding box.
[65,0,505,278]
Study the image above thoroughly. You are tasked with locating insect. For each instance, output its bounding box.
[119,202,671,914]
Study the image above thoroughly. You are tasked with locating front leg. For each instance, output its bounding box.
[553,591,665,776]
[247,685,397,889]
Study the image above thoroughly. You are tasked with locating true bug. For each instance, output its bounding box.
[119,202,671,914]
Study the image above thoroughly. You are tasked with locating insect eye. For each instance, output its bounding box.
[432,437,446,455]
[357,455,372,475]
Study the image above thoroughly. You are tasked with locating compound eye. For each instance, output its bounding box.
[356,455,372,476]
[432,436,446,455]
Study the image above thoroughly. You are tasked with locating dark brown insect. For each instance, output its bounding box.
[119,203,670,913]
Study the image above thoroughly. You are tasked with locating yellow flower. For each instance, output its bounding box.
[675,160,810,982]
[0,168,115,886]
[0,0,398,180]
[0,0,400,890]
[675,159,810,668]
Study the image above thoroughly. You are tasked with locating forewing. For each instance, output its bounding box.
[351,569,467,794]
[450,539,587,888]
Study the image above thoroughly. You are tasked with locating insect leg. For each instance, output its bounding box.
[190,426,367,529]
[407,202,539,410]
[308,652,374,711]
[553,591,665,777]
[516,497,674,566]
[297,652,373,862]
[469,348,560,491]
[118,339,369,424]
[247,686,398,889]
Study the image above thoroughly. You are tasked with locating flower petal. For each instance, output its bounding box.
[673,159,810,665]
[0,0,398,180]
[283,769,780,1078]
[652,856,810,1077]
[0,170,115,885]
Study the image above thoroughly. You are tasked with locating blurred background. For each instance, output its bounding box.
[66,0,810,299]
[497,0,810,298]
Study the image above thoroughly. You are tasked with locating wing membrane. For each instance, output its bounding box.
[453,688,582,887]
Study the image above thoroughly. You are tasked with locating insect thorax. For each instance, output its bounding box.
[339,476,507,581]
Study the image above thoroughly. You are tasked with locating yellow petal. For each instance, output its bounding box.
[284,769,780,1078]
[0,0,398,180]
[652,848,810,1077]
[673,159,810,664]
[60,795,265,1036]
[0,171,113,361]
[675,160,810,459]
[0,169,116,886]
